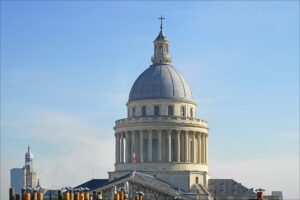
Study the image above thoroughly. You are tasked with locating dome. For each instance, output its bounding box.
[128,64,194,102]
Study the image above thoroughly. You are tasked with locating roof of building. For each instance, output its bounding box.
[93,172,197,199]
[208,179,256,196]
[97,172,183,194]
[128,64,194,103]
[74,179,108,191]
[155,30,168,41]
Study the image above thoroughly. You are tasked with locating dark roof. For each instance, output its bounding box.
[94,172,187,197]
[95,172,209,199]
[74,179,108,190]
[129,64,194,103]
[155,30,168,41]
[208,179,256,196]
[132,171,183,194]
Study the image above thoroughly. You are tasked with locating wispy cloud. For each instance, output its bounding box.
[1,111,115,199]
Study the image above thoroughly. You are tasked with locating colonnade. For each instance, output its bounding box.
[115,130,208,164]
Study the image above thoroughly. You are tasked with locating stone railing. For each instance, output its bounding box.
[115,162,208,172]
[115,116,208,128]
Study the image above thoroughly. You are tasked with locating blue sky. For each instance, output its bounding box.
[1,1,299,199]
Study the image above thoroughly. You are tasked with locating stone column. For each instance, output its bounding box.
[185,131,189,162]
[148,130,152,162]
[201,133,205,164]
[139,131,144,163]
[192,132,196,163]
[131,131,135,162]
[198,133,202,163]
[176,131,180,162]
[125,132,130,163]
[115,133,120,163]
[120,133,124,163]
[168,130,172,162]
[158,130,162,162]
[205,134,208,164]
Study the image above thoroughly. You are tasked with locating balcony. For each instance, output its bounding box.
[115,116,208,129]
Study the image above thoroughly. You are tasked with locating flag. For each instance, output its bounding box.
[131,147,136,164]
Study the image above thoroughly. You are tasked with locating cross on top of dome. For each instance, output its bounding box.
[158,15,165,32]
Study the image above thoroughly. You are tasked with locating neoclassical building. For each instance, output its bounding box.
[85,20,281,200]
[110,21,209,191]
[93,20,212,200]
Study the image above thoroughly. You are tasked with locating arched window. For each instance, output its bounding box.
[190,108,193,118]
[132,107,136,117]
[154,105,160,116]
[168,105,174,116]
[142,106,147,117]
[180,106,186,117]
[159,45,163,53]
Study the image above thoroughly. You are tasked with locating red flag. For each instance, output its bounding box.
[131,148,136,164]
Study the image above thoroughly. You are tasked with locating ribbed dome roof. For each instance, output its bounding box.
[129,64,194,102]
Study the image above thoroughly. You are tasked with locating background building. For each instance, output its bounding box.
[23,146,37,188]
[10,168,23,196]
[10,146,38,195]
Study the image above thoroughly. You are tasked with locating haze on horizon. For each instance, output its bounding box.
[1,1,299,200]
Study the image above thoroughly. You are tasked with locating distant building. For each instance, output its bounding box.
[10,168,23,195]
[271,191,283,200]
[23,146,37,188]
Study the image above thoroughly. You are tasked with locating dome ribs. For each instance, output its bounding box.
[128,64,195,102]
[165,64,175,97]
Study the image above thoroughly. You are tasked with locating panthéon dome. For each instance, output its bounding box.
[129,64,194,102]
[128,19,194,103]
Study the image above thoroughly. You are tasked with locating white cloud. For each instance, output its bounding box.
[1,111,115,200]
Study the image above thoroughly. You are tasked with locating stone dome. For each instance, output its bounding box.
[128,64,194,102]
